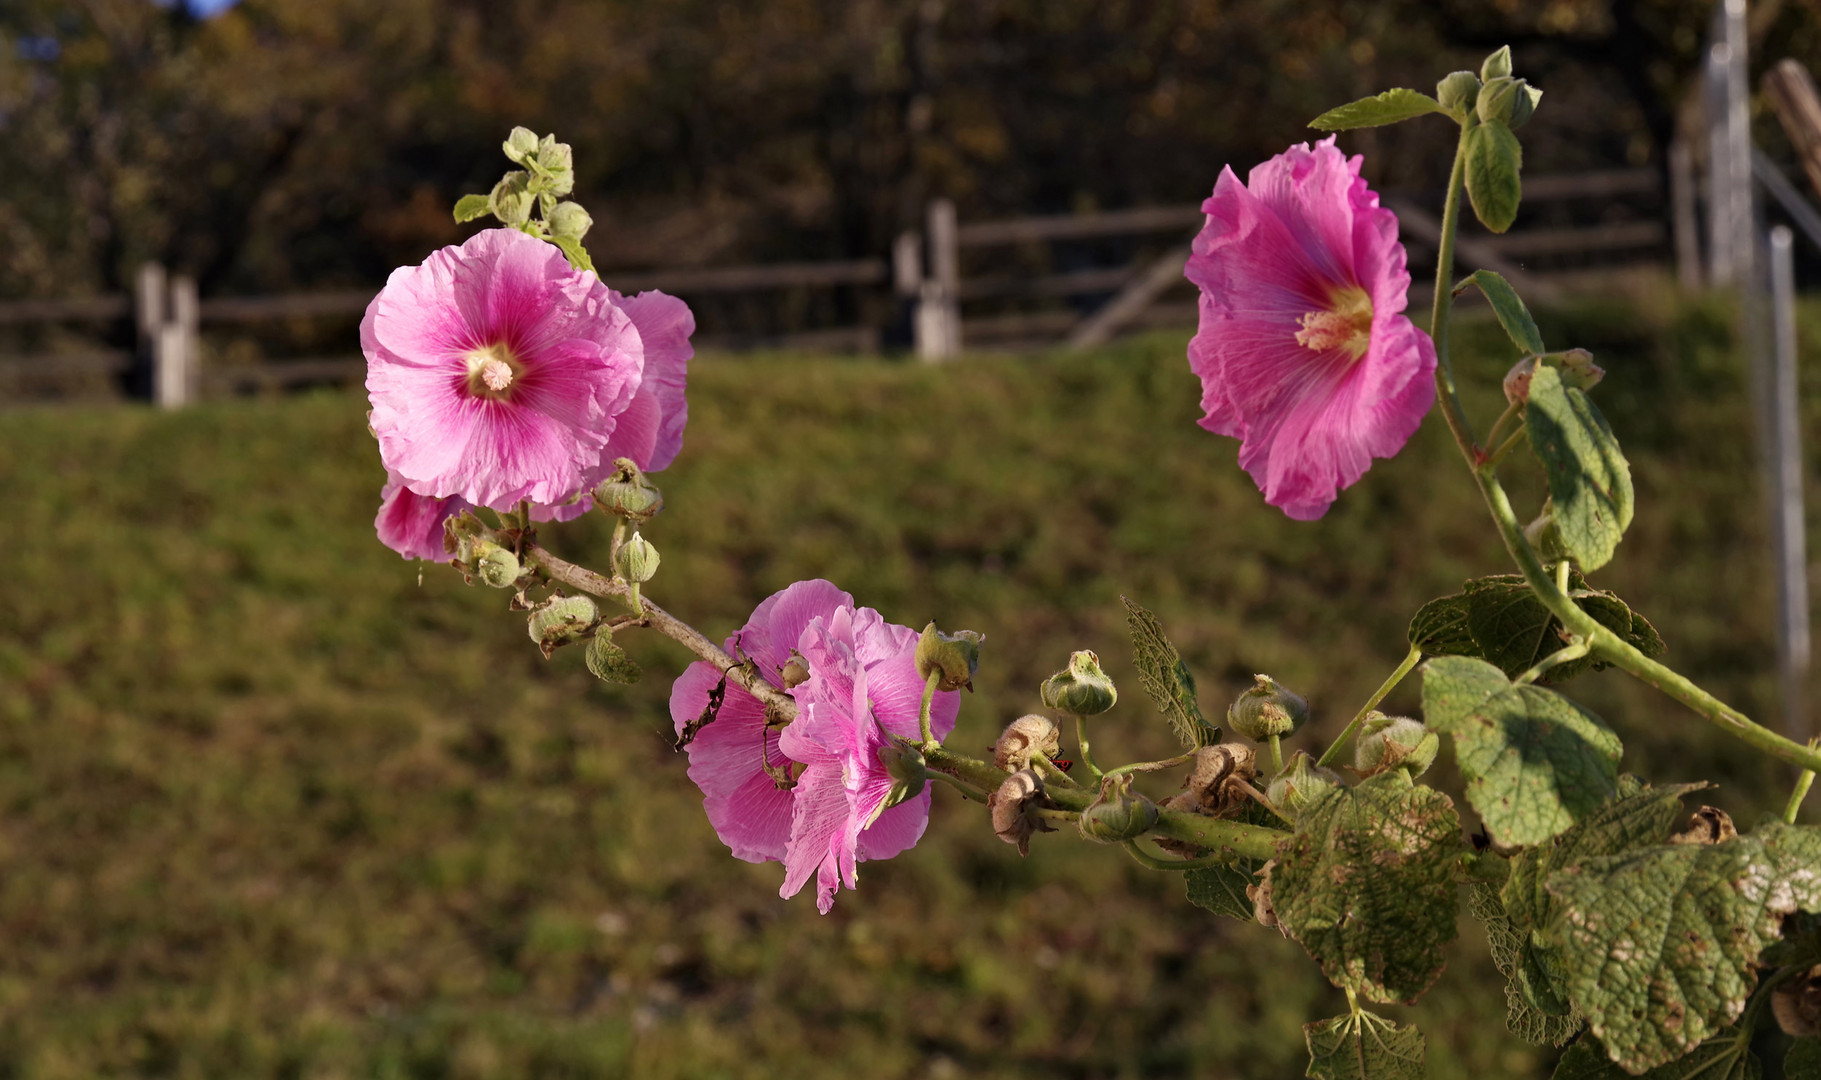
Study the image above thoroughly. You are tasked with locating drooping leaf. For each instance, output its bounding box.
[1303,1009,1427,1080]
[1122,597,1219,749]
[1465,120,1524,233]
[1526,365,1634,572]
[1185,863,1258,920]
[452,193,494,223]
[1408,593,1478,657]
[1551,1031,1759,1080]
[1469,882,1582,1046]
[1421,656,1622,847]
[1543,823,1821,1072]
[1310,89,1447,131]
[1465,269,1545,355]
[1273,772,1461,1004]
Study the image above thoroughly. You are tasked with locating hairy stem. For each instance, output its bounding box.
[1317,645,1423,769]
[525,541,800,721]
[1482,398,1523,452]
[918,669,941,748]
[1121,839,1242,872]
[1075,714,1104,782]
[1787,765,1816,824]
[1267,734,1284,774]
[1429,124,1481,464]
[1513,635,1593,686]
[925,768,990,803]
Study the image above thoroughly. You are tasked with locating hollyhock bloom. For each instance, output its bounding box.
[367,227,650,511]
[1185,137,1436,520]
[669,580,959,912]
[366,228,694,556]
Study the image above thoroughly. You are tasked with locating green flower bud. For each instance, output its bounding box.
[1227,674,1307,741]
[915,622,983,692]
[1077,774,1159,844]
[547,200,592,241]
[993,714,1061,771]
[1524,507,1570,563]
[1264,751,1341,819]
[473,541,521,589]
[585,631,641,684]
[490,171,533,225]
[503,127,541,163]
[1039,650,1117,716]
[780,648,811,689]
[537,135,574,173]
[529,594,598,657]
[1354,712,1439,779]
[616,531,660,584]
[1436,70,1482,116]
[591,458,664,524]
[1508,82,1542,129]
[1480,45,1512,83]
[871,741,928,825]
[1475,76,1517,125]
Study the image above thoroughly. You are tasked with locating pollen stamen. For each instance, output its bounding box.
[1294,287,1374,360]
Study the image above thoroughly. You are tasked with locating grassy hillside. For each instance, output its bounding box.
[0,295,1807,1079]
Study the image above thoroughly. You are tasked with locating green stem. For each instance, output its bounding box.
[1786,764,1816,824]
[1121,839,1240,872]
[1267,734,1284,774]
[1035,807,1079,827]
[1429,123,1482,464]
[1474,467,1821,773]
[1074,714,1104,782]
[1103,752,1196,779]
[1318,645,1423,769]
[925,768,990,803]
[924,744,1013,795]
[1482,398,1524,451]
[918,669,941,749]
[1031,752,1081,790]
[1482,422,1527,470]
[1513,635,1593,686]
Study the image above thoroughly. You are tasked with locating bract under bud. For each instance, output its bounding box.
[592,458,665,524]
[1077,774,1159,843]
[988,768,1052,856]
[994,714,1061,771]
[1353,713,1439,779]
[872,741,928,822]
[617,531,660,583]
[1480,45,1513,82]
[529,594,598,656]
[1039,650,1117,716]
[915,622,982,692]
[1227,675,1307,740]
[1436,70,1482,116]
[1264,751,1340,820]
[585,631,641,684]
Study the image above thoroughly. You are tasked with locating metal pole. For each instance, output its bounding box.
[1670,138,1703,290]
[1770,225,1810,740]
[1706,42,1736,286]
[919,198,961,362]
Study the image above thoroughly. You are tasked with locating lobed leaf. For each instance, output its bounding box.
[1185,863,1258,920]
[1469,882,1582,1046]
[1551,1031,1759,1080]
[452,193,494,223]
[1408,593,1477,657]
[1464,269,1545,355]
[1122,597,1219,749]
[1310,88,1447,131]
[1465,120,1524,233]
[1435,572,1663,681]
[1421,656,1622,847]
[1273,773,1461,1004]
[1543,823,1821,1072]
[1526,365,1634,572]
[1303,1009,1427,1080]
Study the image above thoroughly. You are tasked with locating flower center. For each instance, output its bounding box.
[1294,287,1374,361]
[463,343,522,400]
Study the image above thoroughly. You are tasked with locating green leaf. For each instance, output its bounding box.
[550,235,595,274]
[1421,656,1622,847]
[1469,882,1583,1046]
[1762,911,1821,968]
[1310,88,1447,131]
[1303,1009,1427,1080]
[452,193,494,224]
[1185,863,1258,920]
[1465,120,1524,233]
[1273,772,1461,1004]
[1544,823,1821,1072]
[1552,1031,1759,1080]
[1408,593,1478,658]
[1526,365,1634,572]
[1122,597,1219,749]
[1456,572,1662,681]
[1788,1038,1821,1080]
[1464,269,1544,355]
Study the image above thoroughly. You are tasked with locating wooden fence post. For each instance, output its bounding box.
[916,199,960,361]
[136,262,166,357]
[1669,138,1703,290]
[151,272,198,409]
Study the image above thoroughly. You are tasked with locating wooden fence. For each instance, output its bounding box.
[0,166,1677,405]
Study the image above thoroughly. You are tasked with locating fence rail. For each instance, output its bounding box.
[0,165,1683,403]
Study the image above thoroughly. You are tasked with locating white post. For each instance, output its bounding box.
[1669,138,1702,291]
[917,198,961,362]
[152,273,198,409]
[1770,225,1810,739]
[136,262,166,353]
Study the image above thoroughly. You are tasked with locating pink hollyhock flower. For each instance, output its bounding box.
[1185,137,1436,520]
[366,227,647,511]
[376,473,470,561]
[669,580,959,912]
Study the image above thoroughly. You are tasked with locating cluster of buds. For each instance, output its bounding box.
[1435,46,1540,130]
[444,511,524,589]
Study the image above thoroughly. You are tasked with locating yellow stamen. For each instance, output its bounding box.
[464,343,523,399]
[1294,287,1374,361]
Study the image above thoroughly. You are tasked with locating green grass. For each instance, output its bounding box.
[0,294,1807,1079]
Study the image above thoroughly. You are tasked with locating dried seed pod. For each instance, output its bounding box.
[993,714,1061,771]
[1181,743,1259,816]
[1669,806,1737,846]
[988,768,1052,856]
[1248,860,1283,932]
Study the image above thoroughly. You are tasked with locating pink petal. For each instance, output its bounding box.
[612,290,694,472]
[670,661,795,863]
[374,477,467,561]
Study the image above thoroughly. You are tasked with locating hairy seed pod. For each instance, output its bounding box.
[994,714,1061,771]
